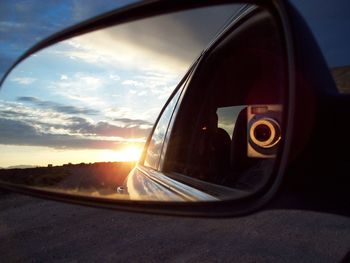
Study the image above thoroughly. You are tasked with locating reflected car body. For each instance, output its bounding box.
[126,166,217,201]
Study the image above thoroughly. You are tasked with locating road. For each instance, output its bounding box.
[1,192,350,263]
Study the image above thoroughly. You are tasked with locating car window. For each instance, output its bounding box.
[143,86,183,170]
[163,7,286,192]
[216,106,246,139]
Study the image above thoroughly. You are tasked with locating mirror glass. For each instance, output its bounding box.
[0,4,286,202]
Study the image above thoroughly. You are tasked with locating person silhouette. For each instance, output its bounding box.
[197,111,231,184]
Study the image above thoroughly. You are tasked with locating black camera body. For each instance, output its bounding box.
[247,104,282,158]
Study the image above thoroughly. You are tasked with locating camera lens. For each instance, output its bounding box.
[249,118,281,149]
[254,124,272,142]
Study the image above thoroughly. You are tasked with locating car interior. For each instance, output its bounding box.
[163,7,288,194]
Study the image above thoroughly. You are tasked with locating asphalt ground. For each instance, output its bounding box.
[1,192,350,263]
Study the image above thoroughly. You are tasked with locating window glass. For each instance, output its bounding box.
[217,106,246,139]
[144,87,182,169]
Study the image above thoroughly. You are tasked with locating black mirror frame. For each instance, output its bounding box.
[0,0,300,217]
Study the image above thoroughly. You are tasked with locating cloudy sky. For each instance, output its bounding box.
[0,1,242,167]
[0,0,349,167]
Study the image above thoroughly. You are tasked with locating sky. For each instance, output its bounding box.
[290,0,350,67]
[0,0,349,168]
[0,1,242,167]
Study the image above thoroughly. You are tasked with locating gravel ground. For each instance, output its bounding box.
[1,192,350,263]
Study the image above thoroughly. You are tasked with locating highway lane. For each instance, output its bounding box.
[1,192,350,262]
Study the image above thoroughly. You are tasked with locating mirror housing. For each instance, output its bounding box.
[1,0,349,217]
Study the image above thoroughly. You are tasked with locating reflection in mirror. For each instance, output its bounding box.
[0,3,286,202]
[143,85,182,170]
[0,4,245,199]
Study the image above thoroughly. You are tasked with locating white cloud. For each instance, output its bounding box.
[1,100,74,130]
[60,74,68,80]
[122,80,143,87]
[49,73,106,107]
[137,91,147,96]
[109,74,120,81]
[59,22,192,76]
[136,107,163,122]
[0,99,151,145]
[10,77,36,85]
[0,21,26,32]
[105,107,133,118]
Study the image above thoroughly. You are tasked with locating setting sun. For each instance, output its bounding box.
[119,146,143,161]
[100,145,143,163]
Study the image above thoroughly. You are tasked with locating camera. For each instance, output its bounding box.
[247,104,282,158]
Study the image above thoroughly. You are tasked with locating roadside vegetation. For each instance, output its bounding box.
[0,162,135,196]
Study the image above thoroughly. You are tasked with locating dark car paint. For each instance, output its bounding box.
[266,1,350,217]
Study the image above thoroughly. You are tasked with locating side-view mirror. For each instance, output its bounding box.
[1,0,349,217]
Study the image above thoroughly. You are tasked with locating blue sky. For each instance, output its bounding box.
[0,0,137,76]
[291,0,350,67]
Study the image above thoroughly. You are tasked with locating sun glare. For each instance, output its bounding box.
[119,146,143,161]
[101,145,143,162]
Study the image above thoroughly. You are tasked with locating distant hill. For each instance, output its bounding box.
[6,165,39,169]
[331,65,350,93]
